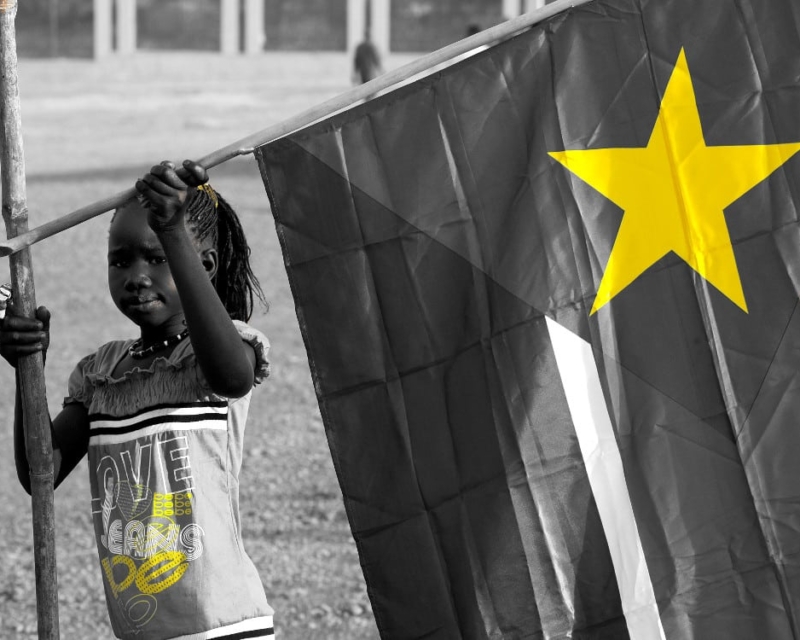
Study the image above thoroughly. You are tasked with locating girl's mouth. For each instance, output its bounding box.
[125,297,162,312]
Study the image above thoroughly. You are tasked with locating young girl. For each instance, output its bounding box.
[1,160,275,640]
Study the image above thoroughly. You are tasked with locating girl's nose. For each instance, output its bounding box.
[124,271,152,291]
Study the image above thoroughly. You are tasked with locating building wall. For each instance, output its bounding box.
[138,0,221,51]
[260,0,506,53]
[391,0,504,52]
[263,0,347,51]
[16,0,93,58]
[14,0,510,57]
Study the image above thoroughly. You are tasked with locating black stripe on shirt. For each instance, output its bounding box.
[214,627,275,640]
[88,399,229,424]
[89,412,228,437]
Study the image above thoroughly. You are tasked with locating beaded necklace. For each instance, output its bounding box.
[128,329,189,360]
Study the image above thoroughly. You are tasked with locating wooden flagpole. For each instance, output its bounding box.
[0,1,60,638]
[0,0,593,258]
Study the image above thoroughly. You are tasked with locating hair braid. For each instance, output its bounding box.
[186,187,267,322]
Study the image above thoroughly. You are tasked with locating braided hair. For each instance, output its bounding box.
[184,185,267,322]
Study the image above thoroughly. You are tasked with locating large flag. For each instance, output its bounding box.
[256,0,800,637]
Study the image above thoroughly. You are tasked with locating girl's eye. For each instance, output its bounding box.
[109,260,128,269]
[150,256,167,265]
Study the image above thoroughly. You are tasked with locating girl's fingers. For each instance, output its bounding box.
[134,179,155,201]
[181,160,208,187]
[135,181,176,210]
[0,301,48,362]
[144,159,208,190]
[35,306,51,330]
[2,315,44,331]
[0,330,46,345]
[141,172,184,197]
[149,164,186,190]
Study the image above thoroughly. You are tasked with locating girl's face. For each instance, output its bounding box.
[107,201,186,338]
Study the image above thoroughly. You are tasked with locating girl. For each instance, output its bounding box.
[1,160,275,640]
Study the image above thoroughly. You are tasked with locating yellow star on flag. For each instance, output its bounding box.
[549,48,800,314]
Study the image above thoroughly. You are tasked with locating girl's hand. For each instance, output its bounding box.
[0,305,50,368]
[135,160,208,235]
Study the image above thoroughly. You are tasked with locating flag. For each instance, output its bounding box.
[255,0,800,637]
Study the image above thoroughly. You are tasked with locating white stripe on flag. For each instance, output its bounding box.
[546,317,666,640]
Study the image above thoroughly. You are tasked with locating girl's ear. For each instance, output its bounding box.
[200,248,218,280]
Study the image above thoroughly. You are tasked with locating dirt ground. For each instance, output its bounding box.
[0,50,415,640]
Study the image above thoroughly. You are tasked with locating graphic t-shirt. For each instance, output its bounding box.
[65,321,274,640]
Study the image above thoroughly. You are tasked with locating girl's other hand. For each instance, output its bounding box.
[0,305,50,368]
[135,160,208,235]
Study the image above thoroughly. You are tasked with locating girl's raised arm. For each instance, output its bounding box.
[135,161,256,398]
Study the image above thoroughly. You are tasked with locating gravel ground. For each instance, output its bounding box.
[0,50,419,640]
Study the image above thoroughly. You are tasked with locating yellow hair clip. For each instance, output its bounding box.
[196,183,219,209]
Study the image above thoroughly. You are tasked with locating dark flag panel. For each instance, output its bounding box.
[261,142,628,639]
[257,0,800,637]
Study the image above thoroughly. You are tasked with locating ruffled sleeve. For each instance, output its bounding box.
[63,340,131,409]
[63,352,97,408]
[233,320,270,385]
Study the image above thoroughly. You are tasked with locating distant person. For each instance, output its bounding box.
[2,160,275,639]
[353,31,384,84]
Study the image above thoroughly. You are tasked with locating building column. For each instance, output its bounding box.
[524,0,547,11]
[347,0,367,54]
[372,0,390,54]
[93,0,112,59]
[244,0,264,54]
[116,0,137,54]
[221,0,240,54]
[502,0,521,18]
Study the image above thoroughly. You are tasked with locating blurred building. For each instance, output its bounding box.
[14,0,555,59]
